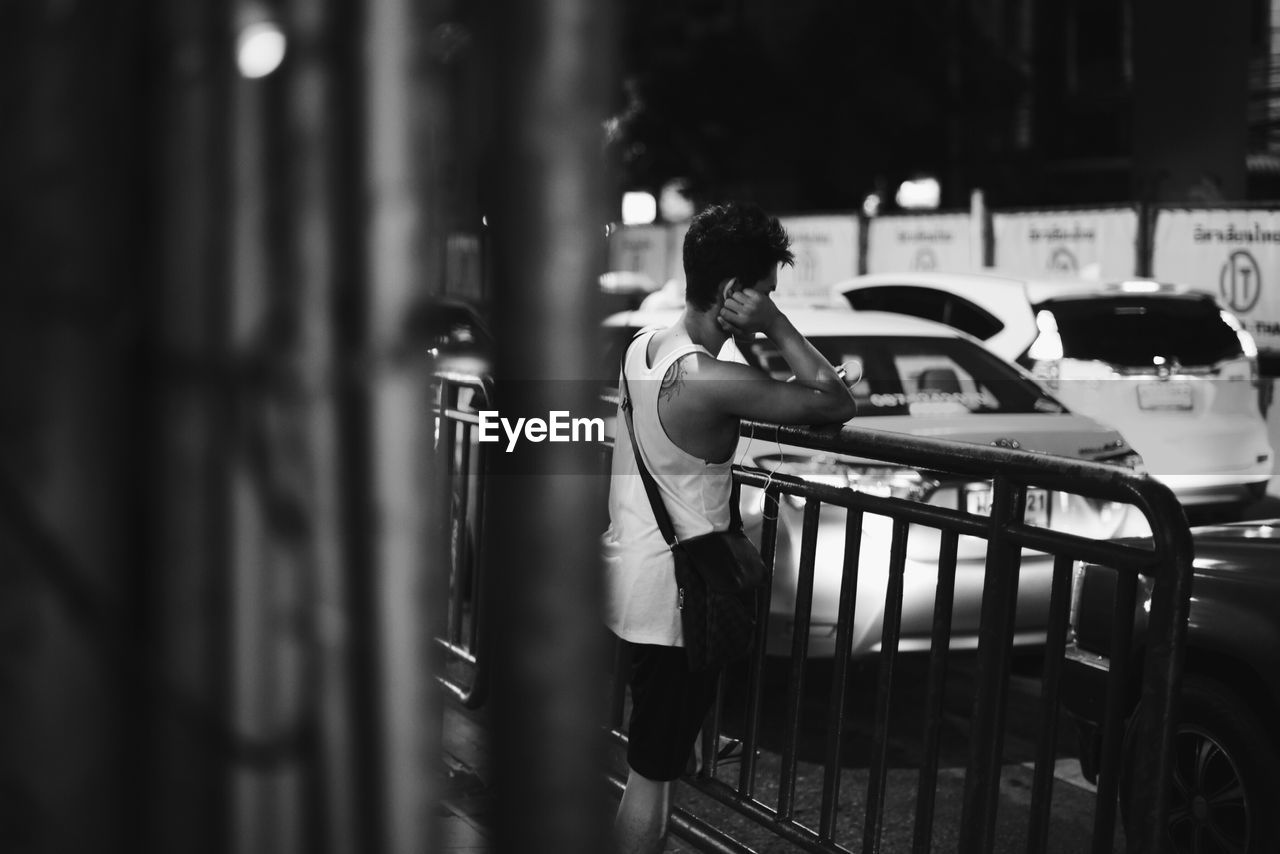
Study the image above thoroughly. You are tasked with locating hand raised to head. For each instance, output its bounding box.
[718,287,781,336]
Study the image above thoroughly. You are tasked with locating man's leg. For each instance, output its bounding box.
[614,767,671,854]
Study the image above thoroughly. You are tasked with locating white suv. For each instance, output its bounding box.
[833,273,1273,515]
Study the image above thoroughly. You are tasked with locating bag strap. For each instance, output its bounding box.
[619,336,741,549]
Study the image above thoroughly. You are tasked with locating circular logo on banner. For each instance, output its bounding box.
[912,247,937,271]
[1219,250,1262,314]
[1048,247,1078,274]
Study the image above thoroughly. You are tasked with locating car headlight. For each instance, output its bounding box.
[1097,449,1145,474]
[751,453,937,502]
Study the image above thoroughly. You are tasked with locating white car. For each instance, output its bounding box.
[832,272,1273,514]
[602,306,1148,658]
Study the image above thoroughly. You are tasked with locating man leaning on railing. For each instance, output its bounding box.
[601,201,857,854]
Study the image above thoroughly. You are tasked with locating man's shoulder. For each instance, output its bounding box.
[688,349,754,378]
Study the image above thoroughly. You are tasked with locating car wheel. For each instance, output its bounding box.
[1121,675,1280,854]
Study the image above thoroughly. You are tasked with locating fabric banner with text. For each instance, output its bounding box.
[866,213,974,273]
[1153,208,1280,352]
[993,208,1138,280]
[775,214,860,305]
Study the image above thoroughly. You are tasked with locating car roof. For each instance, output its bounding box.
[602,306,965,339]
[828,272,1224,361]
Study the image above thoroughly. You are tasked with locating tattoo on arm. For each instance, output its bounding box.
[659,358,687,401]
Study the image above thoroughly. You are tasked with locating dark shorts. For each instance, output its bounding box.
[625,641,720,782]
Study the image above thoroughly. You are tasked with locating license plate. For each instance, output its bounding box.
[966,487,1050,526]
[1137,382,1192,411]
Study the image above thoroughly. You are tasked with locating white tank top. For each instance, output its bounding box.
[602,329,733,646]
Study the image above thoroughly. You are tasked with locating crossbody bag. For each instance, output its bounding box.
[619,357,767,671]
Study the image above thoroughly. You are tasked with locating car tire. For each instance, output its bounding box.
[1120,674,1280,854]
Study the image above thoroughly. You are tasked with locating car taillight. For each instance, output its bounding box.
[1221,309,1258,358]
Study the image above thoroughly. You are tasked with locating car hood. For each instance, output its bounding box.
[852,412,1131,461]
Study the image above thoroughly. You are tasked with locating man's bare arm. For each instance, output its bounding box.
[697,357,856,425]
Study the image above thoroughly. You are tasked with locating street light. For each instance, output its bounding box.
[235,5,287,79]
[621,191,657,225]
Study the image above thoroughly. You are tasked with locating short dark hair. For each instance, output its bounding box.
[682,202,794,310]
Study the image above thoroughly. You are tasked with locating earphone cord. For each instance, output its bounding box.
[736,419,784,522]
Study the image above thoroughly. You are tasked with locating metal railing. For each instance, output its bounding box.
[599,420,1191,854]
[433,371,495,710]
[433,375,1192,853]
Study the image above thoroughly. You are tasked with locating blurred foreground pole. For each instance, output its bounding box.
[148,0,236,851]
[0,2,154,853]
[489,0,614,852]
[362,0,453,852]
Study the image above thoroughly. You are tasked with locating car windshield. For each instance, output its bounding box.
[1038,295,1242,368]
[749,335,1066,417]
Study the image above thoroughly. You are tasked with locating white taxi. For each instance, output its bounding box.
[602,306,1149,658]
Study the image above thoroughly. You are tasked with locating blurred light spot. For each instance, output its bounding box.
[658,179,694,222]
[1118,279,1161,293]
[1028,309,1063,361]
[622,191,657,225]
[237,21,287,78]
[862,192,882,217]
[895,176,940,210]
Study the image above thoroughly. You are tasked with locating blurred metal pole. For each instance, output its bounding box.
[360,0,453,852]
[148,0,235,851]
[232,0,368,851]
[489,0,614,852]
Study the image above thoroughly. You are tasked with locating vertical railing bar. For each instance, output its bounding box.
[466,423,487,654]
[1133,514,1193,854]
[429,376,495,709]
[1089,566,1139,854]
[958,476,1026,852]
[775,498,821,821]
[861,517,910,854]
[911,527,960,854]
[442,382,465,646]
[817,507,863,841]
[700,669,726,779]
[1026,553,1077,853]
[739,482,781,798]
